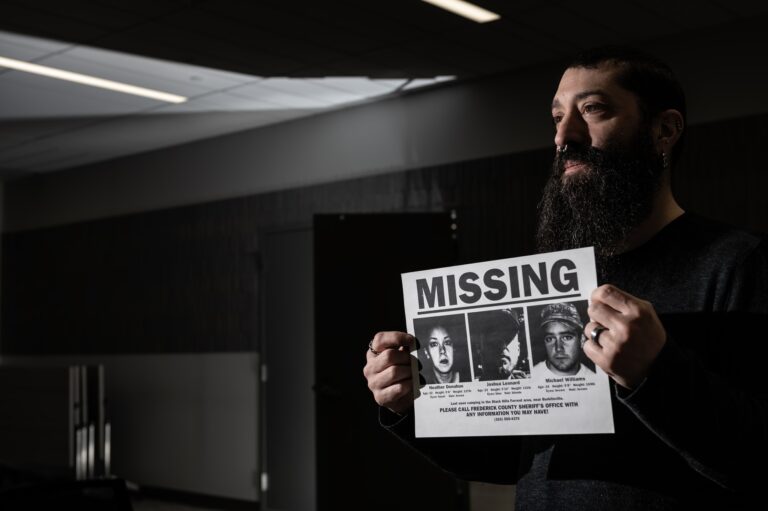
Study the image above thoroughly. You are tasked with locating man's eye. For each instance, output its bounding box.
[562,334,575,342]
[583,103,604,114]
[552,115,563,125]
[544,336,555,344]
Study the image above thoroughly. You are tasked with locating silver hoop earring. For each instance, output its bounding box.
[662,152,669,170]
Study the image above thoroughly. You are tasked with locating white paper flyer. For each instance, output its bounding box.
[401,247,615,438]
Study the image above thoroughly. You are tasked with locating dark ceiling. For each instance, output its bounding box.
[2,0,767,178]
[3,0,765,80]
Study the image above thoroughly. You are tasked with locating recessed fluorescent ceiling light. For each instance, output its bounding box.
[421,0,500,23]
[0,55,187,103]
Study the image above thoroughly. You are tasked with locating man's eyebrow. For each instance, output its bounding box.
[551,90,610,110]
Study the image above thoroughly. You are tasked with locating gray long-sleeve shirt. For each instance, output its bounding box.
[384,213,768,510]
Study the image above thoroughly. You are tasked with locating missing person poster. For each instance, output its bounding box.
[401,247,615,438]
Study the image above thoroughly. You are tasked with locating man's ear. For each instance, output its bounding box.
[654,109,684,155]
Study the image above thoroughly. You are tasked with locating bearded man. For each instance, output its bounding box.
[363,46,768,509]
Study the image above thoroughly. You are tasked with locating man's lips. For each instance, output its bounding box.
[563,160,588,175]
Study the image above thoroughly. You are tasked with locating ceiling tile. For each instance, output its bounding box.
[307,77,406,97]
[225,81,335,109]
[151,92,276,113]
[560,0,678,41]
[442,20,567,64]
[12,1,145,31]
[359,0,484,33]
[512,5,623,50]
[46,47,252,97]
[197,2,393,55]
[167,8,356,63]
[628,0,737,30]
[96,22,306,75]
[0,30,72,60]
[0,70,158,120]
[82,0,192,18]
[2,2,111,42]
[711,0,768,17]
[253,78,367,105]
[390,37,511,76]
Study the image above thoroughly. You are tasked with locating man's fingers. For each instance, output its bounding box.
[587,301,622,331]
[366,347,412,373]
[364,331,418,413]
[369,363,412,390]
[370,331,415,354]
[591,284,637,314]
[582,320,611,370]
[370,367,415,412]
[582,338,604,364]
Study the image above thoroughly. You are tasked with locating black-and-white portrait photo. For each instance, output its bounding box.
[414,314,471,384]
[468,308,530,381]
[528,301,595,378]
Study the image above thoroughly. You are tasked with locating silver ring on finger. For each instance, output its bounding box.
[368,340,380,355]
[590,325,607,345]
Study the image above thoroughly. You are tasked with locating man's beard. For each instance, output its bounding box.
[536,132,665,258]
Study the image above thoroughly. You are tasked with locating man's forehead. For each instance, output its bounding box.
[551,65,626,108]
[544,321,577,332]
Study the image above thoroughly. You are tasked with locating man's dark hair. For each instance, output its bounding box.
[567,45,686,166]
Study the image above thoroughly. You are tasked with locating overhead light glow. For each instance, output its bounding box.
[421,0,500,23]
[0,55,187,103]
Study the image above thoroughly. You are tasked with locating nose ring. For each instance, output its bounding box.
[557,144,568,154]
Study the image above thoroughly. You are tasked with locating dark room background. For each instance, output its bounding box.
[2,110,767,506]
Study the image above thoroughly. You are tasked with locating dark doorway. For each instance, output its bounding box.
[314,213,465,511]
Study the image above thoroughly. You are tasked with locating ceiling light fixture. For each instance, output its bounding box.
[421,0,500,23]
[0,55,187,103]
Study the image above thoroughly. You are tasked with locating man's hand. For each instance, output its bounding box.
[583,284,667,389]
[364,331,416,415]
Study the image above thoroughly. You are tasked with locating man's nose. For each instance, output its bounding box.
[554,338,565,352]
[554,110,589,148]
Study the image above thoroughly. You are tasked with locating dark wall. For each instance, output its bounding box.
[672,113,768,235]
[2,112,767,355]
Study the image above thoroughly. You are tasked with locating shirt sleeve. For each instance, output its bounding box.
[616,238,768,492]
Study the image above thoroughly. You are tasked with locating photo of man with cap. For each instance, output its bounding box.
[532,301,594,377]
